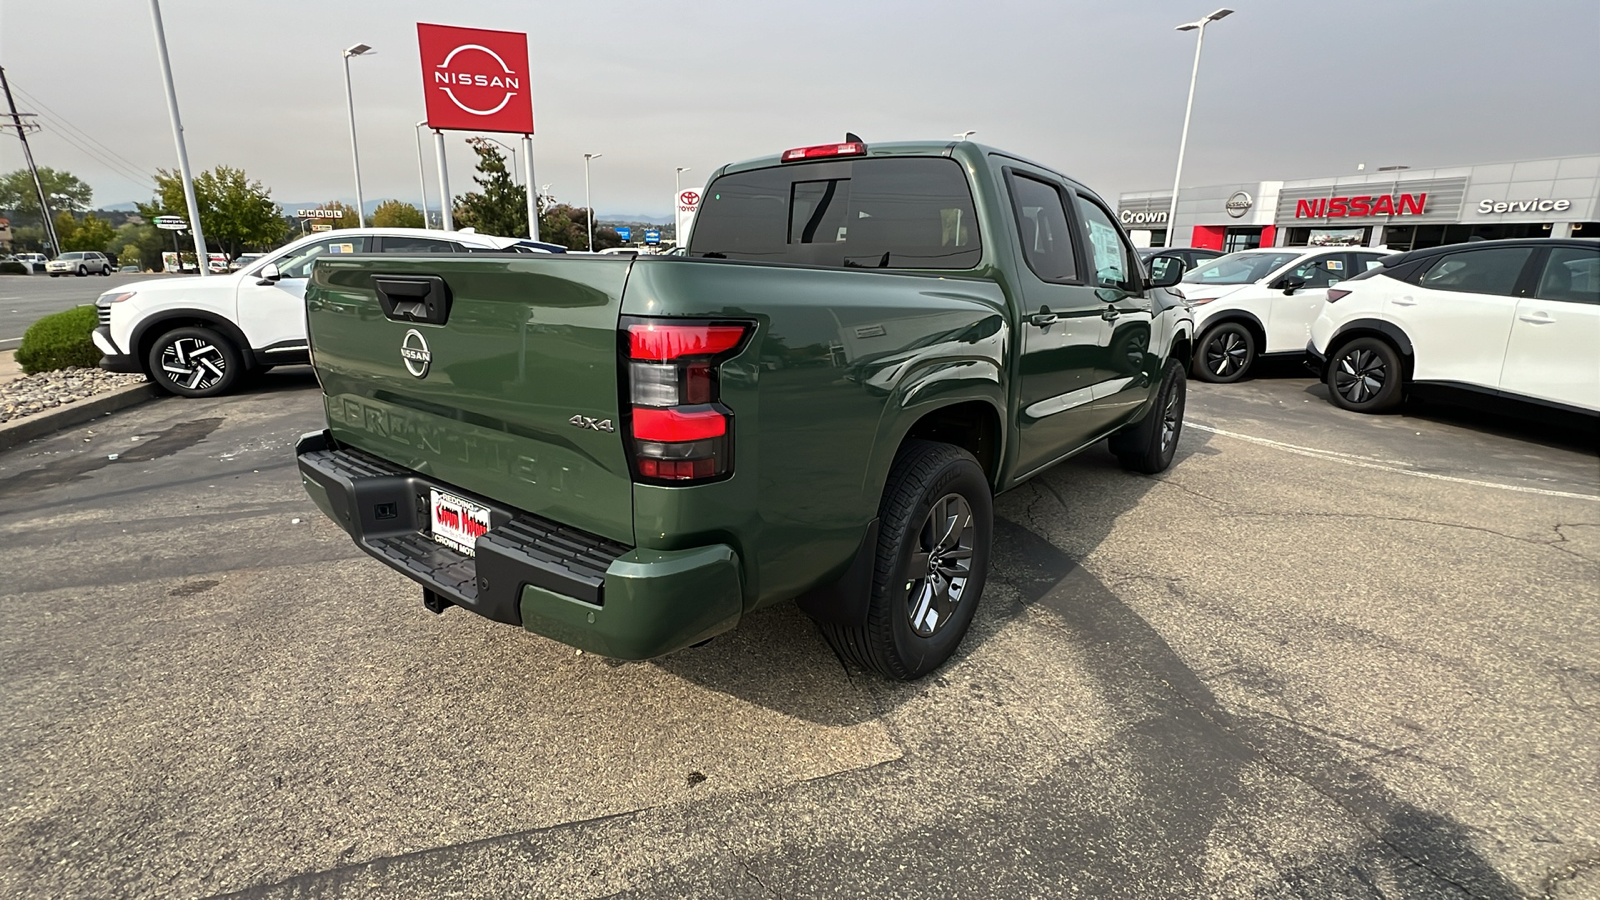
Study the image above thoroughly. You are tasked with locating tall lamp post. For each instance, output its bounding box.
[413,120,431,227]
[1166,8,1232,248]
[148,0,208,275]
[341,42,373,227]
[583,153,601,251]
[483,136,520,184]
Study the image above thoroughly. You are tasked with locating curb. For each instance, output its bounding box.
[0,383,162,454]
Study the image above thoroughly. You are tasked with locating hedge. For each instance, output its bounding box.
[15,305,103,374]
[0,261,29,275]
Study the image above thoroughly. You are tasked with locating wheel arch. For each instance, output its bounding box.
[1325,319,1414,380]
[131,310,255,374]
[1198,310,1266,350]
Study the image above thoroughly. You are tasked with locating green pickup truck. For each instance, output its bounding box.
[296,139,1193,679]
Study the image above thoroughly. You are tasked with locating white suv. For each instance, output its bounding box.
[1310,238,1599,415]
[1180,246,1392,382]
[93,228,552,397]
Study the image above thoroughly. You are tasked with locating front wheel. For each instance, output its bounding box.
[1193,322,1256,383]
[1109,358,1186,474]
[146,326,242,398]
[76,266,87,277]
[1326,337,1403,413]
[816,440,993,680]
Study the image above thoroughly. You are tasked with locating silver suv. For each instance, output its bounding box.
[46,251,113,277]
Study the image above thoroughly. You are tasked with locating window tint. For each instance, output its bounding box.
[275,236,370,279]
[1009,175,1077,283]
[1418,247,1534,296]
[1077,196,1136,288]
[1183,251,1301,285]
[690,157,981,270]
[1535,246,1600,305]
[380,236,460,254]
[1354,252,1386,271]
[1285,253,1347,289]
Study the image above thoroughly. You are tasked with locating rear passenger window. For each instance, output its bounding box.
[1535,246,1600,305]
[1008,175,1077,283]
[1419,247,1534,296]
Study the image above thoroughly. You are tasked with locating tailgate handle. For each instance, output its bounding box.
[374,276,452,325]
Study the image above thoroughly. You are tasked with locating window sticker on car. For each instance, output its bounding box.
[331,243,355,254]
[1326,258,1344,271]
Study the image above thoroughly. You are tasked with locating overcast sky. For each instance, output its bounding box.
[3,0,1597,219]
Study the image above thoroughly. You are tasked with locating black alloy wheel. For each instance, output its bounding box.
[1326,336,1403,413]
[905,493,977,638]
[1194,322,1255,383]
[1110,357,1186,474]
[147,326,242,398]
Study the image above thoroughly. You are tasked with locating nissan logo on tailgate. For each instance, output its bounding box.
[401,329,432,378]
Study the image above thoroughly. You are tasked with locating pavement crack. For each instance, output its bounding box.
[1541,853,1600,899]
[1228,510,1598,563]
[739,859,786,899]
[1149,476,1228,506]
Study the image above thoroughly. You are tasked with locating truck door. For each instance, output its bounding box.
[1073,193,1155,430]
[1005,170,1117,477]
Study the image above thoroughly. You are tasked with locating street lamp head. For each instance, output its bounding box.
[584,153,602,161]
[344,43,372,57]
[677,166,691,173]
[1207,8,1234,21]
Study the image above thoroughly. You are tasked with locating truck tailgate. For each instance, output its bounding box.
[307,255,635,545]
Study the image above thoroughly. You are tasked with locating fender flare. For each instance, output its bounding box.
[1196,309,1266,345]
[130,309,256,370]
[1329,317,1414,358]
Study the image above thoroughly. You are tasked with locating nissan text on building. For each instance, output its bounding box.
[1119,154,1599,252]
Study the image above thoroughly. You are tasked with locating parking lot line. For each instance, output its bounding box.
[1188,422,1600,502]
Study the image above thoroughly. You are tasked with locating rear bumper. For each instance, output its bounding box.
[295,430,742,659]
[94,326,142,373]
[1304,340,1326,377]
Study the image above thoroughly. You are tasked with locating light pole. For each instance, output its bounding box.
[584,153,601,251]
[1166,8,1232,248]
[148,0,208,275]
[414,121,431,227]
[483,137,519,184]
[341,42,373,227]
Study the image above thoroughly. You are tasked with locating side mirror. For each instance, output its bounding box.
[1146,257,1187,289]
[1274,276,1306,295]
[255,262,281,286]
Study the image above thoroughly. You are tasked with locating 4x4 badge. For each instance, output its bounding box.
[400,329,431,378]
[569,415,614,433]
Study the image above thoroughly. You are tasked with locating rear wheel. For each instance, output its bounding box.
[146,326,242,398]
[816,440,993,680]
[1193,322,1255,383]
[1326,336,1403,413]
[101,265,112,276]
[1109,358,1186,474]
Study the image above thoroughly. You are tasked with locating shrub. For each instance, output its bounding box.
[15,305,102,374]
[0,261,29,275]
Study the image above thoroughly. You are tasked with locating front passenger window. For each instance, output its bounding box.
[274,236,370,279]
[1286,255,1345,289]
[1076,197,1136,289]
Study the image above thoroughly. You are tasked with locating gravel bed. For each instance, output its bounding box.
[0,367,149,424]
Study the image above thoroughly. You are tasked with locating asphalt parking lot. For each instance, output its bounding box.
[1,366,1595,899]
[0,272,153,349]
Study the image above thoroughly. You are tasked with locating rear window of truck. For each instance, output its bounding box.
[689,157,982,270]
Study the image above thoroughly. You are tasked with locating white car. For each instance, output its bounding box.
[1310,238,1599,415]
[93,228,550,397]
[46,251,113,277]
[1179,246,1392,382]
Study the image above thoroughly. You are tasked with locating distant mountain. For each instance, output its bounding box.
[599,213,672,225]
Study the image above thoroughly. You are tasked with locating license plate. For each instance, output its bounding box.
[429,489,490,556]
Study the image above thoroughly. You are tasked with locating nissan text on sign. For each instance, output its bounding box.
[417,23,534,134]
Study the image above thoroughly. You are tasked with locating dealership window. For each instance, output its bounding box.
[1223,227,1263,253]
[1570,222,1598,238]
[1417,246,1535,296]
[1384,222,1552,252]
[1284,226,1370,248]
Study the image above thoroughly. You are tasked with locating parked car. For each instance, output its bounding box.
[294,138,1195,680]
[1138,246,1223,284]
[227,253,264,272]
[45,251,113,277]
[15,252,47,273]
[1178,246,1392,382]
[93,228,545,398]
[1310,238,1599,415]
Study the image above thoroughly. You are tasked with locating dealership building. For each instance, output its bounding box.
[1117,153,1600,253]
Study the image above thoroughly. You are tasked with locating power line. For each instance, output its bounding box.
[12,83,157,187]
[15,111,155,194]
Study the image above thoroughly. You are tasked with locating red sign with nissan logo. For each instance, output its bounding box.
[417,23,534,134]
[1294,193,1427,218]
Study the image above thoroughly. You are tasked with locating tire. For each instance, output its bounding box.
[49,273,59,278]
[1193,321,1256,383]
[76,266,87,277]
[1109,358,1186,474]
[1325,336,1404,413]
[816,440,993,680]
[146,326,242,398]
[101,265,112,276]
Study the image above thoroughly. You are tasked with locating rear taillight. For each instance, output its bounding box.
[624,319,751,484]
[1326,288,1352,302]
[781,141,866,162]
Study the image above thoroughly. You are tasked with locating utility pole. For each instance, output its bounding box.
[0,67,61,255]
[148,0,209,275]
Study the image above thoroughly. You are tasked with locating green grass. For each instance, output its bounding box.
[15,305,103,374]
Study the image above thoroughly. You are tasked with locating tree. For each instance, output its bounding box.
[538,203,622,252]
[62,214,116,252]
[138,165,287,257]
[0,167,92,218]
[114,220,169,272]
[371,199,424,229]
[452,138,530,238]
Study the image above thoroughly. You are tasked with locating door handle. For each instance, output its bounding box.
[1029,308,1057,327]
[1101,308,1121,322]
[1517,313,1554,324]
[1392,296,1417,306]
